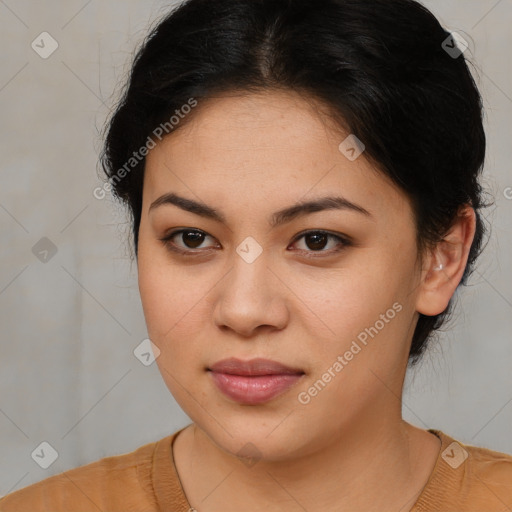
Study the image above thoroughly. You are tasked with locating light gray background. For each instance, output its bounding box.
[0,0,511,495]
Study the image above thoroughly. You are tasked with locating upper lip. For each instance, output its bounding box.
[208,358,304,376]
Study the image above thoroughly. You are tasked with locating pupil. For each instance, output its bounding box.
[306,233,327,251]
[183,231,204,248]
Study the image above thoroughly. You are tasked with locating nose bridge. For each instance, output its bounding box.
[229,235,271,296]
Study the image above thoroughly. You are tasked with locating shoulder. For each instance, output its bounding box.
[0,435,174,512]
[461,436,512,490]
[415,429,512,512]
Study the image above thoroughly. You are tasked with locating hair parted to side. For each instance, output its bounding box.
[100,0,489,366]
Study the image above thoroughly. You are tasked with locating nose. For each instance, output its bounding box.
[212,248,289,338]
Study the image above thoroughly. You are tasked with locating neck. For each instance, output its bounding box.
[173,405,441,512]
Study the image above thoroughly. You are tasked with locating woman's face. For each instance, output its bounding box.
[138,90,426,460]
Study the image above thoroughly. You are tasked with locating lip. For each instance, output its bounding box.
[208,358,305,405]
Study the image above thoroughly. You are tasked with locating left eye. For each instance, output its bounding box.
[290,231,349,254]
[159,229,350,255]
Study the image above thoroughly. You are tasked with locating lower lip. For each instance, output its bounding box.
[209,372,304,405]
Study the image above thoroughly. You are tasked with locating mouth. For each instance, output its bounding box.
[207,358,305,405]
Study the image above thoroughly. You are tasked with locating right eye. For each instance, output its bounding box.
[159,228,220,255]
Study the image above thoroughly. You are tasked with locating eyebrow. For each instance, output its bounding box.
[149,192,372,228]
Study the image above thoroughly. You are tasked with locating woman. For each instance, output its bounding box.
[2,0,511,510]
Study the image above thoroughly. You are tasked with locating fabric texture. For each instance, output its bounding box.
[1,427,511,511]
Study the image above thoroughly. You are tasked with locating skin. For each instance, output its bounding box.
[137,89,476,512]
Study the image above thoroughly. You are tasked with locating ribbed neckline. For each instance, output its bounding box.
[410,429,463,511]
[152,427,191,512]
[151,427,458,512]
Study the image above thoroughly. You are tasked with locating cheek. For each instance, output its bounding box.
[295,268,413,418]
[138,237,203,333]
[137,239,219,380]
[137,252,210,405]
[303,247,416,365]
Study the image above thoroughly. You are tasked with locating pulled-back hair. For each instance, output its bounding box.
[101,0,488,365]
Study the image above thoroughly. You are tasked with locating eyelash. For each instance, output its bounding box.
[158,229,352,258]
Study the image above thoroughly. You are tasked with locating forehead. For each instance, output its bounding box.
[164,89,346,149]
[143,90,411,222]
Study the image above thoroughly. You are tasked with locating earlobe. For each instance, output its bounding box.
[415,206,476,317]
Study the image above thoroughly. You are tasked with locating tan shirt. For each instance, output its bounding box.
[1,428,511,511]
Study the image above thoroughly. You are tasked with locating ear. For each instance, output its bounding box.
[415,205,476,317]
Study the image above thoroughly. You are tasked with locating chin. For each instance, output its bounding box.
[192,410,322,464]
